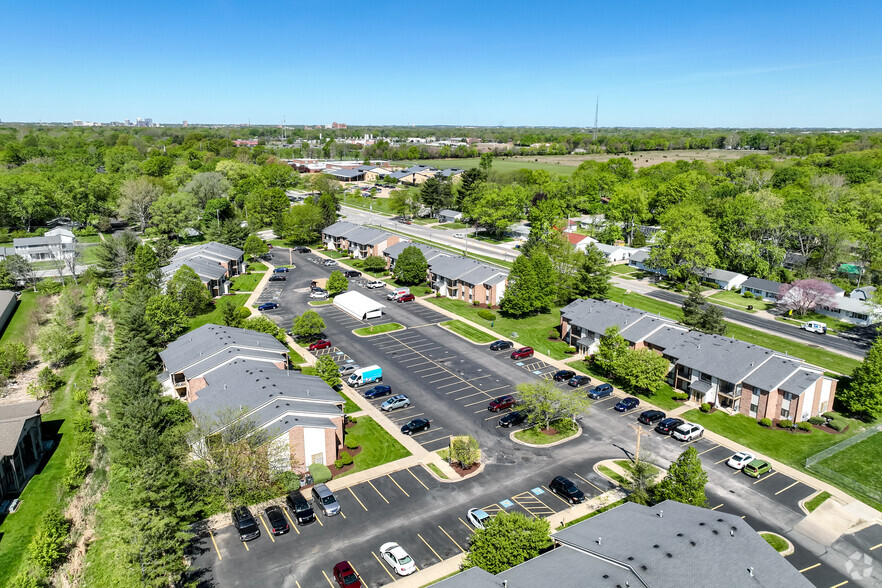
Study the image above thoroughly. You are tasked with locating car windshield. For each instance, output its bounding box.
[321,495,337,505]
[397,555,413,565]
[342,572,358,583]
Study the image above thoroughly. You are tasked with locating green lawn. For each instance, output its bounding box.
[709,290,774,312]
[353,322,404,336]
[383,279,431,297]
[0,291,39,344]
[323,249,347,259]
[80,245,102,264]
[230,272,265,292]
[427,463,448,480]
[434,222,469,230]
[188,294,249,330]
[427,298,571,359]
[805,491,831,513]
[615,459,660,478]
[441,320,496,343]
[816,432,882,500]
[598,464,628,486]
[610,265,641,276]
[567,359,682,411]
[76,234,102,244]
[513,420,580,444]
[285,345,305,365]
[341,194,394,214]
[247,261,268,271]
[398,158,577,176]
[339,417,411,477]
[308,300,332,306]
[760,532,789,552]
[473,231,514,244]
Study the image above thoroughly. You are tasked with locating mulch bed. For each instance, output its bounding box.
[449,461,480,477]
[540,427,559,436]
[328,445,363,477]
[812,424,847,435]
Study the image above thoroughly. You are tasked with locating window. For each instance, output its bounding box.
[700,371,712,383]
[311,453,323,465]
[749,403,758,416]
[780,407,790,419]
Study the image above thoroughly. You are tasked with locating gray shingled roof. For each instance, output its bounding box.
[321,221,361,238]
[742,277,783,293]
[644,325,695,351]
[695,267,746,283]
[668,334,777,384]
[13,235,64,247]
[172,242,242,263]
[630,249,650,263]
[742,356,802,391]
[780,369,823,396]
[341,225,392,246]
[160,325,287,376]
[620,315,675,343]
[439,169,464,178]
[438,208,462,217]
[383,242,449,265]
[0,401,43,457]
[404,165,437,174]
[162,258,228,283]
[560,298,650,338]
[0,290,17,315]
[181,346,288,380]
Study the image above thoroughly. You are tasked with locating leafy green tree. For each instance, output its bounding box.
[119,177,163,232]
[454,166,487,209]
[152,235,176,265]
[463,183,527,235]
[393,246,428,285]
[318,193,339,228]
[0,342,30,377]
[594,325,628,376]
[28,510,71,575]
[648,203,719,279]
[607,183,649,245]
[144,294,189,343]
[36,322,80,368]
[203,217,251,248]
[140,154,173,177]
[530,252,555,313]
[94,230,141,285]
[613,348,670,394]
[500,254,539,317]
[0,259,15,289]
[326,270,348,296]
[419,176,454,214]
[259,162,299,189]
[243,234,269,259]
[242,315,286,343]
[572,244,612,301]
[183,171,231,207]
[275,201,325,244]
[245,187,289,227]
[104,144,142,173]
[516,379,590,429]
[627,454,658,506]
[654,446,708,507]
[166,265,212,316]
[150,191,199,237]
[450,435,481,469]
[202,197,233,227]
[315,355,341,388]
[362,255,387,273]
[291,310,325,341]
[681,283,727,335]
[129,244,162,289]
[4,255,39,291]
[840,337,882,417]
[462,511,552,575]
[388,189,420,218]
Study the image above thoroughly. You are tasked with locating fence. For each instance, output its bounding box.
[805,423,882,468]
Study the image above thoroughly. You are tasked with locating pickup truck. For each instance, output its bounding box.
[365,280,386,289]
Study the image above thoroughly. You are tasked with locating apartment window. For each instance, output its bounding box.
[780,407,791,419]
[749,403,758,417]
[699,371,712,383]
[311,453,324,465]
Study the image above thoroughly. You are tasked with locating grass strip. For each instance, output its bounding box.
[557,499,626,530]
[339,417,411,476]
[441,320,496,344]
[597,465,628,486]
[353,322,404,336]
[188,294,249,331]
[760,532,789,552]
[805,491,832,513]
[376,226,514,269]
[427,463,448,480]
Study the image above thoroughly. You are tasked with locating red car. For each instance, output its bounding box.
[397,293,415,303]
[308,340,331,351]
[488,395,516,412]
[332,561,362,588]
[510,347,534,360]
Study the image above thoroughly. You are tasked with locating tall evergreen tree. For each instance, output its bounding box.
[500,254,539,316]
[530,252,555,312]
[654,446,709,507]
[166,265,212,316]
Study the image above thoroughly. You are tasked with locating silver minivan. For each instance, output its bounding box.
[311,483,341,516]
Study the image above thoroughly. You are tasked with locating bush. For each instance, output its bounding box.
[84,356,100,378]
[477,310,496,321]
[8,571,43,588]
[37,367,64,393]
[672,282,684,292]
[777,419,793,429]
[28,510,71,575]
[758,418,772,427]
[700,403,711,413]
[822,411,839,419]
[308,463,332,484]
[673,392,689,401]
[742,291,754,299]
[36,279,64,294]
[828,419,847,432]
[797,422,813,432]
[236,307,252,319]
[334,458,344,469]
[339,451,353,466]
[275,471,302,492]
[344,437,359,450]
[701,281,718,289]
[363,256,386,272]
[808,416,826,425]
[564,346,577,354]
[63,445,90,490]
[73,387,89,405]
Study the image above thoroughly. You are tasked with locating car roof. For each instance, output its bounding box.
[469,508,489,517]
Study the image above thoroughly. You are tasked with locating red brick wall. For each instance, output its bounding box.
[288,427,306,470]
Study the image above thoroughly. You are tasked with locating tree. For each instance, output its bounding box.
[388,189,420,218]
[152,235,176,265]
[654,446,708,507]
[119,177,163,232]
[500,254,539,317]
[150,191,198,237]
[326,270,348,296]
[314,355,341,388]
[275,201,325,244]
[681,283,727,335]
[462,183,527,235]
[242,315,286,343]
[318,193,339,228]
[363,255,387,273]
[5,255,39,291]
[0,260,14,290]
[94,230,141,285]
[220,298,245,328]
[59,245,84,285]
[166,265,212,316]
[572,244,612,301]
[594,325,628,376]
[144,294,189,343]
[245,187,290,227]
[613,348,670,394]
[607,183,649,245]
[839,337,882,417]
[243,234,268,259]
[393,246,428,285]
[778,279,837,316]
[203,217,251,249]
[419,176,454,214]
[129,244,162,290]
[530,252,555,313]
[0,342,30,378]
[291,310,325,341]
[202,197,233,227]
[462,511,551,575]
[182,172,231,207]
[516,379,590,429]
[648,204,719,280]
[37,322,80,368]
[449,435,481,469]
[627,453,658,506]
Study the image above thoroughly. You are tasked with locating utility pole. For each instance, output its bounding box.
[593,95,599,142]
[629,422,648,462]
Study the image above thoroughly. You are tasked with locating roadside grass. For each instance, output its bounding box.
[340,417,411,477]
[473,231,514,244]
[775,311,856,334]
[188,294,249,331]
[0,290,38,344]
[434,222,469,230]
[760,532,790,552]
[427,298,570,359]
[816,432,882,497]
[383,278,431,297]
[80,244,101,264]
[567,359,682,411]
[441,320,496,344]
[556,499,626,530]
[513,419,579,444]
[427,463,448,480]
[709,290,774,312]
[615,459,660,478]
[377,226,514,269]
[247,261,268,271]
[341,194,394,214]
[353,323,404,336]
[610,264,641,276]
[230,272,265,292]
[597,465,628,486]
[285,345,305,365]
[805,491,831,512]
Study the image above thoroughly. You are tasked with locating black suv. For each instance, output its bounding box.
[637,410,666,425]
[553,370,576,382]
[232,506,261,541]
[549,476,585,504]
[286,490,315,525]
[343,270,362,278]
[655,417,685,435]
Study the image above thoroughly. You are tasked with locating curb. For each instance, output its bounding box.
[424,460,485,483]
[508,425,582,448]
[758,531,795,557]
[351,323,407,338]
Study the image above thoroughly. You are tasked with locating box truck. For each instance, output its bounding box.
[347,365,383,388]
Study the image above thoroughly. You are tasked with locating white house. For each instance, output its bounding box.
[694,268,748,291]
[12,228,77,262]
[815,296,877,326]
[740,277,783,301]
[594,243,641,263]
[437,209,463,223]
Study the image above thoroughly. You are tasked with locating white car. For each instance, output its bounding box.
[672,422,705,442]
[726,451,755,470]
[339,364,360,377]
[453,232,465,239]
[365,280,385,289]
[323,259,337,266]
[467,508,491,530]
[310,290,329,299]
[380,542,416,576]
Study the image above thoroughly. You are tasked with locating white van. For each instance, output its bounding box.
[387,287,410,301]
[802,321,827,334]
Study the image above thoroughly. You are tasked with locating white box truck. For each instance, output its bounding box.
[347,365,383,388]
[387,287,409,301]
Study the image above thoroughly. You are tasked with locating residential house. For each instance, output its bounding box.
[565,232,597,251]
[594,242,641,263]
[12,228,77,262]
[740,277,783,301]
[815,295,876,326]
[0,290,18,335]
[628,249,665,274]
[437,209,463,223]
[850,286,876,301]
[158,325,344,470]
[783,251,807,270]
[0,401,45,500]
[693,267,749,290]
[560,298,837,421]
[435,500,812,588]
[161,241,245,297]
[320,221,399,259]
[438,168,464,182]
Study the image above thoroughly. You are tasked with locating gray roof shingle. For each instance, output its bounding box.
[321,221,361,238]
[0,400,43,457]
[780,368,823,396]
[742,277,783,293]
[160,325,287,376]
[742,356,802,391]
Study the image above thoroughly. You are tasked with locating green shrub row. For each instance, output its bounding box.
[828,419,847,432]
[797,422,813,432]
[808,416,826,425]
[758,418,773,427]
[477,309,496,321]
[333,451,354,469]
[777,419,793,429]
[673,391,689,401]
[700,402,711,413]
[344,437,359,450]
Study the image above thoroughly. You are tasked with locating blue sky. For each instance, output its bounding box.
[2,1,880,127]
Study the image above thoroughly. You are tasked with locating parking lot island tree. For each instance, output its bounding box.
[326,270,349,296]
[653,446,709,507]
[449,435,481,470]
[462,511,552,575]
[392,245,428,286]
[839,336,882,418]
[516,379,590,429]
[291,309,326,342]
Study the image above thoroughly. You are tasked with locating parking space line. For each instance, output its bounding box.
[543,486,573,506]
[753,471,778,484]
[439,525,464,551]
[387,473,410,497]
[373,551,397,581]
[243,540,249,551]
[258,513,276,542]
[282,508,301,534]
[711,503,724,510]
[829,582,848,588]
[349,563,365,587]
[349,487,368,511]
[414,366,442,373]
[485,413,505,421]
[572,472,603,493]
[466,398,493,407]
[715,456,731,464]
[445,386,471,395]
[481,385,511,395]
[321,570,335,587]
[412,427,442,437]
[799,563,820,573]
[420,371,446,378]
[408,467,430,491]
[368,479,390,504]
[456,391,489,401]
[697,445,720,456]
[870,542,881,551]
[420,435,450,446]
[208,529,222,560]
[459,517,474,533]
[392,412,423,422]
[468,374,492,382]
[418,533,443,561]
[775,481,800,495]
[315,514,324,526]
[429,375,459,384]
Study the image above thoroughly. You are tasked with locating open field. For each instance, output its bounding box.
[816,431,882,501]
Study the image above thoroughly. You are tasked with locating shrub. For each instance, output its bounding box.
[0,342,30,377]
[797,422,813,432]
[742,291,754,299]
[758,418,772,427]
[37,367,64,394]
[63,446,90,490]
[84,356,100,378]
[71,410,93,436]
[700,403,711,413]
[777,419,793,429]
[36,279,64,295]
[347,416,357,424]
[8,571,42,588]
[564,346,577,354]
[236,307,252,319]
[344,437,359,450]
[334,458,344,469]
[275,471,302,492]
[671,282,684,292]
[673,391,689,401]
[477,310,496,321]
[822,411,839,420]
[701,281,718,289]
[339,451,353,466]
[362,256,386,272]
[308,463,332,484]
[72,387,89,405]
[828,419,847,432]
[28,510,71,574]
[808,416,826,425]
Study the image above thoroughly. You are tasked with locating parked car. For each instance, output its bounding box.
[310,290,329,299]
[285,490,315,525]
[549,476,585,504]
[587,383,613,398]
[293,246,311,253]
[348,365,382,388]
[323,259,338,266]
[273,267,290,273]
[488,395,516,412]
[397,218,412,225]
[366,280,386,289]
[553,370,576,382]
[654,417,684,435]
[397,293,416,303]
[614,397,640,412]
[726,451,756,470]
[381,394,411,412]
[332,561,362,588]
[264,505,290,536]
[308,339,332,351]
[363,384,392,399]
[269,275,287,281]
[467,508,491,529]
[498,411,527,428]
[257,302,279,311]
[489,340,513,351]
[339,364,361,377]
[343,270,362,278]
[400,418,430,435]
[380,542,416,576]
[743,459,772,478]
[510,347,534,360]
[231,506,260,541]
[311,483,341,516]
[568,375,591,388]
[672,422,705,441]
[637,410,666,425]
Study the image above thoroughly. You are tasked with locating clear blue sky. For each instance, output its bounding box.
[3,1,880,127]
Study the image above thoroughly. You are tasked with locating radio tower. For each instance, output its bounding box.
[593,95,599,141]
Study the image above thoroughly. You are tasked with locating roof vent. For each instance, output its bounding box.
[717,518,724,522]
[730,529,735,537]
[748,567,754,578]
[712,529,719,535]
[653,544,659,548]
[676,532,683,537]
[658,510,663,518]
[597,537,602,546]
[665,552,672,558]
[626,556,633,561]
[690,541,696,546]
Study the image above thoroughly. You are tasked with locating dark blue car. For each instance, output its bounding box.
[614,397,640,412]
[273,267,290,273]
[363,385,392,399]
[587,383,613,399]
[258,302,279,311]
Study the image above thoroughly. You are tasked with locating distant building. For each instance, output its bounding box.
[233,139,259,147]
[321,221,399,259]
[12,228,77,262]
